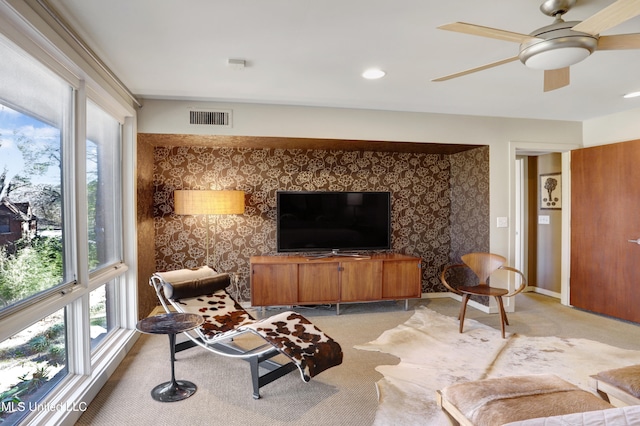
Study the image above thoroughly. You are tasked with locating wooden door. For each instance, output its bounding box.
[571,140,640,323]
[298,262,339,303]
[382,259,422,299]
[251,263,297,306]
[340,260,382,302]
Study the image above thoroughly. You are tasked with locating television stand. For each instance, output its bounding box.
[250,253,422,314]
[305,249,370,260]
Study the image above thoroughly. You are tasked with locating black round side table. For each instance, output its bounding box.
[136,312,204,402]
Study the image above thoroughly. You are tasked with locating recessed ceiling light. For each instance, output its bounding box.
[623,91,640,99]
[362,68,386,79]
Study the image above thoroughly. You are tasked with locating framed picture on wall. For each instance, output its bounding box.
[540,172,561,209]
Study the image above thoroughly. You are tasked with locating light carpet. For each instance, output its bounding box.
[355,307,640,426]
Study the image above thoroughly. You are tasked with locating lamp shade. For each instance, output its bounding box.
[174,190,245,215]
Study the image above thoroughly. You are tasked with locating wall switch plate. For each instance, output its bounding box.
[538,215,550,224]
[496,217,508,228]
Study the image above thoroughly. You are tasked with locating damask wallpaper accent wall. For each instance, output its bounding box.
[150,139,489,303]
[449,148,491,260]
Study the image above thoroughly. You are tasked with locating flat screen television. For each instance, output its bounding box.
[276,191,391,254]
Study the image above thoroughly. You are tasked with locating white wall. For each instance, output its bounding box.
[138,99,583,262]
[583,106,640,147]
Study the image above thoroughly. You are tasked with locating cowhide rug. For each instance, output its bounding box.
[354,307,640,426]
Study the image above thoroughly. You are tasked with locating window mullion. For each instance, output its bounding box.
[73,81,89,285]
[67,80,91,375]
[66,293,90,375]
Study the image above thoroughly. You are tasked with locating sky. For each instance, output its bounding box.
[0,103,61,195]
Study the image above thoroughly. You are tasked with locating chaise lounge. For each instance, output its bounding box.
[149,266,343,399]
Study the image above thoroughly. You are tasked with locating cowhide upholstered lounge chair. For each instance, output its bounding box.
[149,266,343,399]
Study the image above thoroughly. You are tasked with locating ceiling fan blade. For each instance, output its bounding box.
[544,68,570,92]
[597,33,640,50]
[438,22,539,44]
[432,56,520,82]
[572,0,640,36]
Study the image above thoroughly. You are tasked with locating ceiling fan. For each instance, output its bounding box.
[432,0,640,92]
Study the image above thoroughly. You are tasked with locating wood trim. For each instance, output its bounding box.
[138,133,482,155]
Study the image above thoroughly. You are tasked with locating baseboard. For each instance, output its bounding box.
[244,291,525,315]
[421,292,452,299]
[244,292,495,313]
[422,292,491,313]
[530,286,561,299]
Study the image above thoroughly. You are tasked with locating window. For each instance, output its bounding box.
[86,101,122,351]
[0,37,70,313]
[0,309,67,425]
[0,8,136,423]
[86,101,122,272]
[89,282,115,349]
[0,35,72,421]
[0,216,9,234]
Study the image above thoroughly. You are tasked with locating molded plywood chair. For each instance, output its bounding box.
[440,253,526,338]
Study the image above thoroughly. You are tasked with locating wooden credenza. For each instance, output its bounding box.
[250,253,422,314]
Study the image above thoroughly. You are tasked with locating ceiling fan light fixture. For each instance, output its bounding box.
[519,20,598,70]
[434,0,640,92]
[522,45,591,70]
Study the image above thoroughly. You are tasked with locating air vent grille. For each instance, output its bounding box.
[189,109,232,126]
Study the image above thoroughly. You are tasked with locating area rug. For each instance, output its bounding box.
[355,307,640,425]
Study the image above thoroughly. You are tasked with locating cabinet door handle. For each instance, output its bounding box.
[628,238,640,245]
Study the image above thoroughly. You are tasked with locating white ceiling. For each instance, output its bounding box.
[49,0,640,122]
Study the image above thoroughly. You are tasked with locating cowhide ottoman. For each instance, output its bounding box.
[591,364,640,406]
[436,374,613,426]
